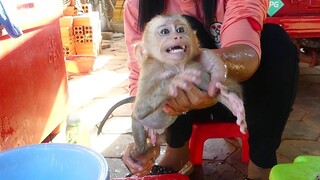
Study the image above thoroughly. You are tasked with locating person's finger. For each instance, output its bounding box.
[134,145,159,176]
[163,104,175,115]
[174,90,190,110]
[166,98,179,110]
[135,160,154,176]
[164,94,190,115]
[128,154,154,176]
[185,84,218,109]
[185,84,204,105]
[166,92,189,112]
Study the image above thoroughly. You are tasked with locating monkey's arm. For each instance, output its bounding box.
[131,119,148,156]
[133,74,172,121]
[216,80,247,134]
[134,64,203,120]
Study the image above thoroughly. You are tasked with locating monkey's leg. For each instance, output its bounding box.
[216,82,247,134]
[131,119,148,157]
[138,106,177,130]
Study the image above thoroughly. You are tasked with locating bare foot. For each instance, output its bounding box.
[247,160,271,180]
[157,142,190,172]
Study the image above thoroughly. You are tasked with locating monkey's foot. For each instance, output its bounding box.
[216,82,247,134]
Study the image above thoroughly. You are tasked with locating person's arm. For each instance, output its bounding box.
[217,0,270,81]
[212,44,259,82]
[124,0,142,96]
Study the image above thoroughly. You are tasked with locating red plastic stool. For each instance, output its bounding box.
[112,173,189,180]
[189,121,249,165]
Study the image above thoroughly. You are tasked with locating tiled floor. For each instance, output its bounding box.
[52,35,320,180]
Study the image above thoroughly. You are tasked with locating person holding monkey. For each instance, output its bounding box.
[121,0,299,179]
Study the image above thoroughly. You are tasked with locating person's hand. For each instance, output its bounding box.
[122,142,160,177]
[163,84,218,116]
[198,49,227,97]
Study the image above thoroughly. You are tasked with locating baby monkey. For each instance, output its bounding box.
[99,14,246,160]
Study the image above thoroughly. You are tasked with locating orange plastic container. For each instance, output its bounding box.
[65,55,96,74]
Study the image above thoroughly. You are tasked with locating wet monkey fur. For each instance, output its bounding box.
[97,15,246,158]
[97,15,216,135]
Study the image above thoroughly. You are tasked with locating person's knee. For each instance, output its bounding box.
[261,23,299,64]
[263,23,287,36]
[262,23,294,48]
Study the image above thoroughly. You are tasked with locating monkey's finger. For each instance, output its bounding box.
[172,79,189,91]
[169,71,201,97]
[179,70,201,84]
[208,80,219,97]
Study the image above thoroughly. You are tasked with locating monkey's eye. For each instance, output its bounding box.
[159,28,170,35]
[176,27,185,33]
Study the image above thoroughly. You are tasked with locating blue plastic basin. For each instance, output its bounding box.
[0,143,109,180]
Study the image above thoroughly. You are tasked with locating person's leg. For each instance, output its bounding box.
[157,141,191,171]
[243,23,299,179]
[154,112,193,174]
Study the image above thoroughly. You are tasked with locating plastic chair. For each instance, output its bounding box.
[189,121,250,165]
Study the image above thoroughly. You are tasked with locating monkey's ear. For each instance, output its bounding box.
[192,30,201,48]
[134,42,147,63]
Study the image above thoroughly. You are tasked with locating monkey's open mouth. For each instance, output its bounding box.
[166,45,186,53]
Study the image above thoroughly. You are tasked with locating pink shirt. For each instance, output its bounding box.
[124,0,269,95]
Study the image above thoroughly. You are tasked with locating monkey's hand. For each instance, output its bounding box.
[168,69,201,97]
[198,50,227,97]
[216,82,247,134]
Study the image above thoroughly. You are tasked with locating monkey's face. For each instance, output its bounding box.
[144,16,199,65]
